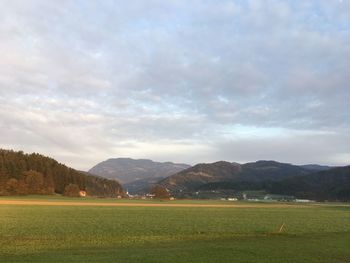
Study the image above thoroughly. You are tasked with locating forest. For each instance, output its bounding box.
[0,149,123,197]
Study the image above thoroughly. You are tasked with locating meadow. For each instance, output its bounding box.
[0,197,349,263]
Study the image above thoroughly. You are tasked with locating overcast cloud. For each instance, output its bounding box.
[0,0,349,170]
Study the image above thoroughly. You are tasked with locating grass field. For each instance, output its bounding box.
[0,197,349,262]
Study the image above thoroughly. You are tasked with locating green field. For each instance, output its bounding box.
[0,197,349,262]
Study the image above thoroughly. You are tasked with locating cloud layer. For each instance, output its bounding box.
[1,0,349,169]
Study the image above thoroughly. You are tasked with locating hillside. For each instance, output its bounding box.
[238,160,311,181]
[89,158,190,193]
[123,176,165,194]
[269,166,350,201]
[160,160,311,192]
[161,160,349,201]
[0,149,123,197]
[299,164,333,172]
[159,161,242,191]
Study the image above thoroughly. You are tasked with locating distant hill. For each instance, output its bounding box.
[238,160,311,181]
[159,161,241,192]
[0,149,123,197]
[123,176,165,194]
[160,159,349,201]
[269,166,350,201]
[160,160,311,192]
[89,158,190,193]
[299,164,333,172]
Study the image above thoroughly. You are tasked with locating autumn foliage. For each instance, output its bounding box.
[150,185,171,199]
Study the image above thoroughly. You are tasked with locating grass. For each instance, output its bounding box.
[0,196,349,262]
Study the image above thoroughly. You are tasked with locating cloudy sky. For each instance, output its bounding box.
[1,0,349,170]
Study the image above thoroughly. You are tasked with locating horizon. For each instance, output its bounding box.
[0,148,342,172]
[1,1,349,170]
[86,156,342,171]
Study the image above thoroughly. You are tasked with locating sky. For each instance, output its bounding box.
[0,0,350,170]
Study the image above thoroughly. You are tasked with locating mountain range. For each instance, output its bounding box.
[159,160,313,192]
[158,160,349,201]
[88,158,350,201]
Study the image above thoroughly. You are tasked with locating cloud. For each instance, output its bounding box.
[0,0,349,169]
[215,129,350,166]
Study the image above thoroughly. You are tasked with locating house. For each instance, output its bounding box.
[295,199,314,203]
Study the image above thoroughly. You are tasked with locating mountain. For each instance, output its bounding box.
[160,160,311,193]
[0,149,123,197]
[89,158,190,193]
[159,159,349,201]
[238,160,311,181]
[269,166,350,201]
[159,161,241,192]
[299,164,333,172]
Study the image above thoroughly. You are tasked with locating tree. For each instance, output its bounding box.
[63,184,81,197]
[17,180,29,195]
[43,171,55,195]
[23,170,44,194]
[5,178,18,195]
[150,185,170,199]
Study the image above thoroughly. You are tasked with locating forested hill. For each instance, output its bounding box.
[159,160,310,192]
[0,149,123,197]
[269,165,350,201]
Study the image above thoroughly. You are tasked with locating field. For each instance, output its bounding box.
[0,197,349,263]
